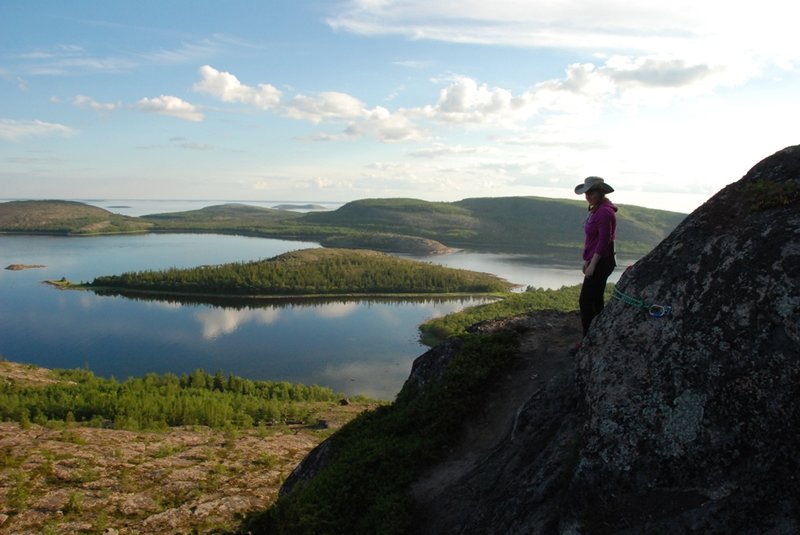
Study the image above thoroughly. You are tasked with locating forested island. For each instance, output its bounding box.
[82,248,514,298]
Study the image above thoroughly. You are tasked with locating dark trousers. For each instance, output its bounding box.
[579,254,616,336]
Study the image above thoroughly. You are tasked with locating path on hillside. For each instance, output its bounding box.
[410,310,581,512]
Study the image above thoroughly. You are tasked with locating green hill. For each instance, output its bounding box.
[141,202,303,227]
[0,197,686,258]
[302,198,478,237]
[301,196,685,257]
[453,196,684,255]
[0,200,151,235]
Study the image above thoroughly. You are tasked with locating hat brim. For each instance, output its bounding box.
[574,183,614,194]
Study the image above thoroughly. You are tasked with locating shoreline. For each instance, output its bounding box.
[46,280,511,301]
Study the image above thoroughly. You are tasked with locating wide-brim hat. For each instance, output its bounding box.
[575,176,614,194]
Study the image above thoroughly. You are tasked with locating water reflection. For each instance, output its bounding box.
[319,360,411,401]
[0,232,596,399]
[195,307,282,339]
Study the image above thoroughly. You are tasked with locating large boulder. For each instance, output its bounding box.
[569,145,800,533]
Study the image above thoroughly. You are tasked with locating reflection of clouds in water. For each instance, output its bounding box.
[77,293,95,309]
[138,299,182,311]
[312,302,360,319]
[78,293,184,311]
[195,307,281,339]
[320,360,412,400]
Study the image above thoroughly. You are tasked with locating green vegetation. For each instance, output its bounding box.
[88,248,513,297]
[238,329,520,534]
[419,284,614,344]
[0,197,685,258]
[451,196,685,256]
[319,232,451,255]
[0,366,354,431]
[0,200,151,235]
[744,179,800,211]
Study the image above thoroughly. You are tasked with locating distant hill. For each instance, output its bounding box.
[141,203,304,225]
[272,203,329,211]
[302,196,686,257]
[0,196,686,258]
[0,200,151,234]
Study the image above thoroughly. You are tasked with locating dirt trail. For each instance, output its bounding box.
[411,310,581,505]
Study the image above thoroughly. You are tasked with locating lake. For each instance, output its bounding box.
[0,231,624,399]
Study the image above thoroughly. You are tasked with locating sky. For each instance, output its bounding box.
[1,1,798,214]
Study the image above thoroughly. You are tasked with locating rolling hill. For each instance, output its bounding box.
[0,200,152,235]
[0,196,686,258]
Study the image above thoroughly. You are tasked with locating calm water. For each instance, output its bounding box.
[0,230,623,399]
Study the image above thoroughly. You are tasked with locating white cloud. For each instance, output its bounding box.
[136,95,204,122]
[72,95,117,111]
[328,1,798,57]
[285,91,368,123]
[364,106,425,141]
[420,75,519,123]
[193,65,282,109]
[409,143,492,158]
[328,1,800,102]
[17,44,136,75]
[0,119,76,141]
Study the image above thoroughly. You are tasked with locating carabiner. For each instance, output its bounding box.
[648,304,672,318]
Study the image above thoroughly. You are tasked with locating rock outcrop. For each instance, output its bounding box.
[568,145,800,533]
[411,145,800,534]
[274,146,799,534]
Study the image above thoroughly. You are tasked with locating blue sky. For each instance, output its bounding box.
[1,0,798,213]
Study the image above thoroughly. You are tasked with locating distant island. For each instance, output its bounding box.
[0,197,686,259]
[72,248,514,299]
[5,264,46,270]
[272,203,329,211]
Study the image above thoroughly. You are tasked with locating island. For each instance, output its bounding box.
[6,264,46,270]
[61,248,514,299]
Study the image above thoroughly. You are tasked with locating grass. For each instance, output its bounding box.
[419,284,615,345]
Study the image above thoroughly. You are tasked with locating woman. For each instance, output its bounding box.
[575,176,617,336]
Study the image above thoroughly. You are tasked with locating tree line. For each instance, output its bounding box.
[1,367,349,431]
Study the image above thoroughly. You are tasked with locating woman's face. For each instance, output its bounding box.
[584,189,603,205]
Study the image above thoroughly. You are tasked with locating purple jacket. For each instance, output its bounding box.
[582,200,617,261]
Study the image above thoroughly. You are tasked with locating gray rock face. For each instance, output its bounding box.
[569,145,800,533]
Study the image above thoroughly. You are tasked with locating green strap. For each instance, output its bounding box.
[612,287,647,309]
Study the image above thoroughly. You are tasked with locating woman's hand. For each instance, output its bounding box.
[584,254,600,278]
